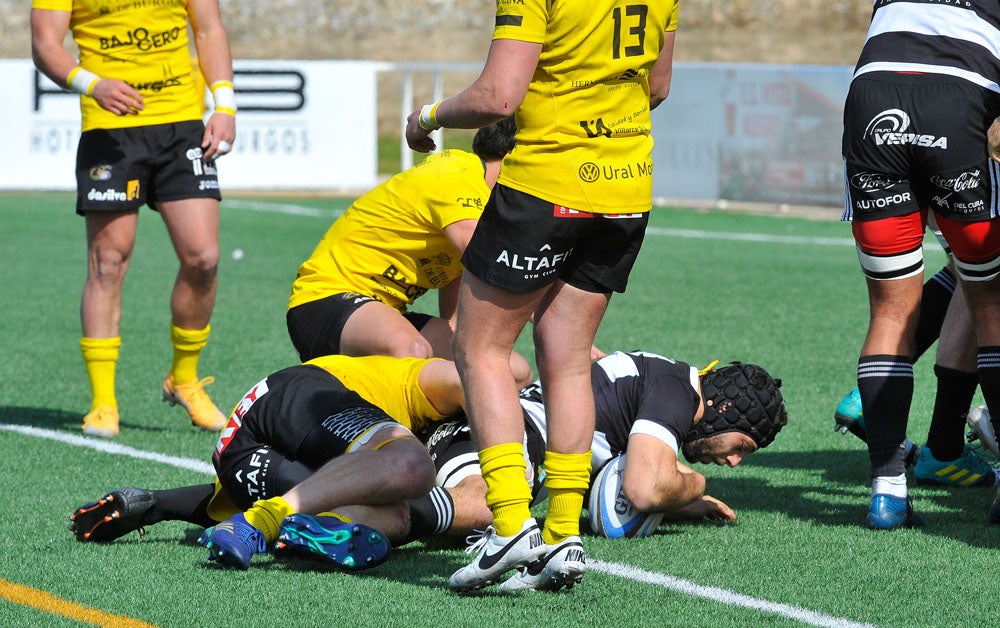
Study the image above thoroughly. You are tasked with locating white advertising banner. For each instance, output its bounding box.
[652,63,853,207]
[0,59,382,191]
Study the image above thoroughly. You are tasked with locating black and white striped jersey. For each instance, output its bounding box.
[518,350,702,472]
[854,0,1000,93]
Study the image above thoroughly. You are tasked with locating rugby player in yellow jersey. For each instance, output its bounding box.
[31,0,236,438]
[406,0,679,591]
[287,118,533,387]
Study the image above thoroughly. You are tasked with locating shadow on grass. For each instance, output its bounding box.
[0,406,84,431]
[0,405,171,434]
[708,448,1000,550]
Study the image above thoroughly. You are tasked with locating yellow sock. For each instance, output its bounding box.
[480,442,533,536]
[243,496,294,543]
[541,450,592,544]
[170,323,210,384]
[80,337,121,410]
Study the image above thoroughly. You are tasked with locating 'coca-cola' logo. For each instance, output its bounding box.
[931,170,981,193]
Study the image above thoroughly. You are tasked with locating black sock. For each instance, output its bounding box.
[977,347,1000,446]
[925,365,979,461]
[914,266,956,360]
[399,486,454,546]
[149,483,217,528]
[858,355,913,477]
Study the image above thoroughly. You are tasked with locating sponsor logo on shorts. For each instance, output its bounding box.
[88,164,112,181]
[850,172,902,192]
[854,192,912,210]
[863,108,947,149]
[199,180,220,190]
[187,147,206,176]
[495,243,572,280]
[931,170,981,193]
[86,179,139,202]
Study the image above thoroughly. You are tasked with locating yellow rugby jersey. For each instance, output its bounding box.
[289,149,489,312]
[494,0,679,214]
[305,355,448,433]
[32,0,202,131]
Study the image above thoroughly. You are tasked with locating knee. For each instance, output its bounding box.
[396,444,436,495]
[89,245,129,284]
[179,250,219,285]
[392,337,434,360]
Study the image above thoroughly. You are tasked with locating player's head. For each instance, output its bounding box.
[681,362,787,465]
[472,116,516,160]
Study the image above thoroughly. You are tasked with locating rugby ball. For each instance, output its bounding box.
[588,454,664,539]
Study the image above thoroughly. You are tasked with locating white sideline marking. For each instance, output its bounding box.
[4,421,870,627]
[0,423,214,475]
[225,199,343,218]
[589,560,875,628]
[225,199,857,246]
[645,226,857,247]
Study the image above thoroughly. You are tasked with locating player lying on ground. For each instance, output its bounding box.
[69,352,786,582]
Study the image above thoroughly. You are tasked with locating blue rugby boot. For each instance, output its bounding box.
[914,445,997,487]
[834,387,865,440]
[867,494,924,530]
[275,513,389,571]
[198,513,266,570]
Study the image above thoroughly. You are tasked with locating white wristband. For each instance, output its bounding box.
[67,67,101,96]
[210,80,237,116]
[419,101,443,131]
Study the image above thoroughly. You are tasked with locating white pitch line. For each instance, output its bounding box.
[224,200,858,247]
[4,421,871,627]
[645,226,857,247]
[0,423,214,475]
[590,560,875,628]
[224,199,343,218]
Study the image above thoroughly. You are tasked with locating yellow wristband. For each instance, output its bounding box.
[210,80,237,115]
[418,101,443,131]
[67,67,101,96]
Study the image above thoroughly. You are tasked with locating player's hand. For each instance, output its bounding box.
[666,495,737,521]
[989,116,1000,164]
[202,112,237,161]
[405,109,437,153]
[91,79,143,116]
[590,344,608,360]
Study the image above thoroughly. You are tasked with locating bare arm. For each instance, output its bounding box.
[405,38,541,152]
[649,30,676,111]
[417,359,466,416]
[437,218,478,320]
[31,8,143,115]
[622,433,706,512]
[188,0,236,160]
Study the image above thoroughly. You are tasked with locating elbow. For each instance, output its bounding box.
[650,86,671,111]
